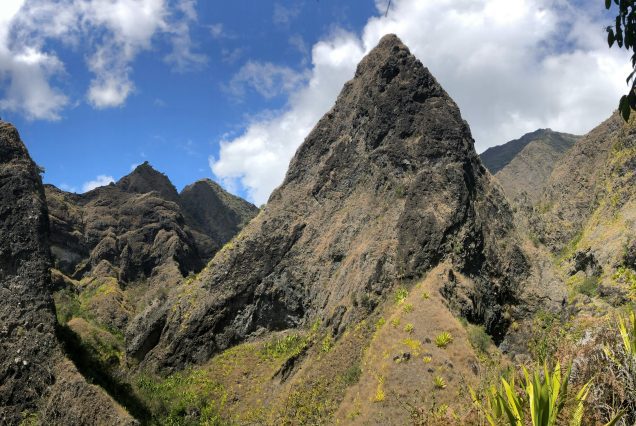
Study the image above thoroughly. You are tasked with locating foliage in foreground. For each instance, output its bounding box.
[595,310,636,425]
[470,362,622,426]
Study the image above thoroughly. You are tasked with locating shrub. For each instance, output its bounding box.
[468,325,492,353]
[394,287,409,304]
[404,323,414,334]
[342,363,362,385]
[403,303,414,313]
[578,276,599,297]
[435,331,453,348]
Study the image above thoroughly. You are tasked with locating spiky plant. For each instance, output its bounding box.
[433,375,446,389]
[435,331,453,348]
[470,362,622,426]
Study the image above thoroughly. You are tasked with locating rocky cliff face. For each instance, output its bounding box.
[45,163,257,331]
[130,34,529,372]
[0,121,134,425]
[47,162,257,283]
[535,114,624,252]
[535,113,636,294]
[488,130,579,204]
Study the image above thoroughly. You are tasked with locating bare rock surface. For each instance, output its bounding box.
[131,34,531,372]
[0,121,135,425]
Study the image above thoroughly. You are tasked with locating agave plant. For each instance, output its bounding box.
[470,362,621,426]
[433,375,446,389]
[435,331,453,348]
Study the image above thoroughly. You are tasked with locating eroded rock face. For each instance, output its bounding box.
[47,163,257,284]
[536,114,624,252]
[131,34,529,372]
[0,121,134,424]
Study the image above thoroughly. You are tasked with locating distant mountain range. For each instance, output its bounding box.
[1,34,635,425]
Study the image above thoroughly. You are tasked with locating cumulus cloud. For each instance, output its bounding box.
[212,32,364,203]
[82,174,114,192]
[211,0,631,205]
[225,61,310,100]
[0,0,205,117]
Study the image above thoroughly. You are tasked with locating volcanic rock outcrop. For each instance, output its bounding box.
[45,163,257,333]
[130,34,530,371]
[47,163,257,284]
[0,121,134,425]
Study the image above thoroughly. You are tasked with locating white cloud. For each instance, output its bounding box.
[0,0,205,117]
[82,174,115,192]
[211,0,631,205]
[221,47,243,64]
[211,31,364,203]
[164,0,208,72]
[59,183,77,193]
[273,2,301,26]
[225,61,310,100]
[209,23,224,39]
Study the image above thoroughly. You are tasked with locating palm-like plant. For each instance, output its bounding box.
[470,362,621,426]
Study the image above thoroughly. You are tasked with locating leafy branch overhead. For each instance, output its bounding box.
[606,0,636,120]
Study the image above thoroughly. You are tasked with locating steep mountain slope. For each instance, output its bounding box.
[490,130,580,204]
[129,34,530,378]
[180,178,258,253]
[535,113,635,297]
[0,121,134,425]
[481,129,579,175]
[47,162,257,283]
[41,161,257,422]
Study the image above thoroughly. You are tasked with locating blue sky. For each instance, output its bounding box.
[0,0,631,204]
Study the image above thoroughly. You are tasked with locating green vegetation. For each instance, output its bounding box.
[136,370,227,425]
[56,324,151,422]
[321,335,333,353]
[403,323,414,334]
[470,362,592,426]
[613,266,636,296]
[578,276,599,297]
[341,363,362,385]
[433,375,447,389]
[600,311,636,423]
[394,286,409,304]
[403,303,414,313]
[467,324,492,353]
[605,0,636,120]
[261,333,308,360]
[435,331,453,348]
[375,317,386,330]
[527,311,580,364]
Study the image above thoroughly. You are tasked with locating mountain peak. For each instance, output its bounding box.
[117,161,179,201]
[134,35,527,372]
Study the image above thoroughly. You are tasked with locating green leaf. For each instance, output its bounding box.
[619,95,631,121]
[606,0,611,8]
[603,410,625,426]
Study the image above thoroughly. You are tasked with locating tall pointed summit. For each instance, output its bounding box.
[130,34,529,371]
